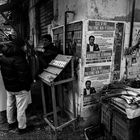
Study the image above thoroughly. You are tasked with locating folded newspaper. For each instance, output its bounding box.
[111,88,140,119]
[100,81,140,119]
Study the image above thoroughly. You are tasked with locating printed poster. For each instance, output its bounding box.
[81,20,116,118]
[65,21,83,57]
[85,20,115,90]
[112,23,124,80]
[126,23,140,79]
[81,20,125,118]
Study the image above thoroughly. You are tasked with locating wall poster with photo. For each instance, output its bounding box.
[52,20,126,118]
[85,20,116,91]
[126,23,140,79]
[80,20,125,118]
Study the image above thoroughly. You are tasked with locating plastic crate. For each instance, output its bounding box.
[112,108,140,140]
[101,103,112,133]
[101,103,140,140]
[112,112,129,140]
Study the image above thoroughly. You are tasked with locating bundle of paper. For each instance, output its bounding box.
[111,97,138,110]
[111,97,126,111]
[111,90,140,119]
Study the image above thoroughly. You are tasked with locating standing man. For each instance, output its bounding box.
[87,35,100,52]
[36,34,58,73]
[36,34,58,112]
[0,37,32,134]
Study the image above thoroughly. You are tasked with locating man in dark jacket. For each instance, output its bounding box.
[0,38,32,134]
[87,35,100,52]
[36,34,58,73]
[36,34,58,112]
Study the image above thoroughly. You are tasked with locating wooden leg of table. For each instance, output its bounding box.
[72,81,76,129]
[51,85,58,127]
[72,81,76,118]
[41,81,47,115]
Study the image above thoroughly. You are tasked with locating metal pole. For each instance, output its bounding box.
[129,0,136,48]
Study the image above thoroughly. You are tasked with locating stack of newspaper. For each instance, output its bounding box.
[111,87,140,119]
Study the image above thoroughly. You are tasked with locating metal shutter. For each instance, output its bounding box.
[39,0,53,37]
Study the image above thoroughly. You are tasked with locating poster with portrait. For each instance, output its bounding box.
[83,79,97,106]
[81,78,99,118]
[83,65,111,95]
[80,20,125,118]
[87,20,115,51]
[85,20,116,90]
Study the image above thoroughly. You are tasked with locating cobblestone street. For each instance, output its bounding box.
[0,81,85,140]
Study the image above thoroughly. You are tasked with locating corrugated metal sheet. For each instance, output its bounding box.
[39,0,53,36]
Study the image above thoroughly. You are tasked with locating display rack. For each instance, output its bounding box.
[39,54,76,138]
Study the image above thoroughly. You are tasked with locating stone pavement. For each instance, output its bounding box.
[0,104,85,140]
[0,81,85,140]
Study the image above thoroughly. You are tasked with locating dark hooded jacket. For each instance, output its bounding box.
[36,43,58,73]
[0,42,32,92]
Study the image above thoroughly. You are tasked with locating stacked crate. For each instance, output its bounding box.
[101,103,140,140]
[101,103,112,133]
[112,111,129,140]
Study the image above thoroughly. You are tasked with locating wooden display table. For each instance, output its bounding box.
[39,54,76,139]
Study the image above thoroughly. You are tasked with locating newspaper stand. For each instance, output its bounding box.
[39,54,76,138]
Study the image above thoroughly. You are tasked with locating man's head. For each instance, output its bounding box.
[85,80,91,90]
[89,35,95,46]
[42,34,52,47]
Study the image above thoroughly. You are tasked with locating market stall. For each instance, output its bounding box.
[52,19,126,120]
[52,20,140,139]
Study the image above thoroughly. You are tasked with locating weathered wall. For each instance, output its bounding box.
[29,0,140,43]
[29,0,37,47]
[53,0,133,26]
[53,0,87,26]
[87,0,129,20]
